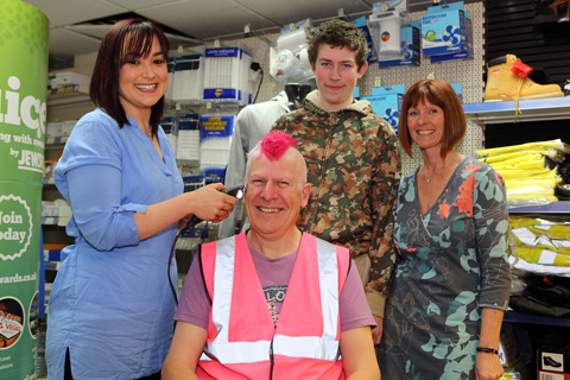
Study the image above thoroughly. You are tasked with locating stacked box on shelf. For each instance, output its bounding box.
[161,116,178,157]
[363,85,405,134]
[48,71,89,95]
[537,345,570,379]
[203,47,252,105]
[44,161,55,184]
[199,114,235,182]
[165,57,176,102]
[242,52,253,105]
[41,199,71,226]
[46,120,75,145]
[171,54,204,103]
[176,113,200,161]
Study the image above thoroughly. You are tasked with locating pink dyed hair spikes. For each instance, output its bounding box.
[260,131,297,161]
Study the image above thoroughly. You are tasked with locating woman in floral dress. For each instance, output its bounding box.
[379,80,511,380]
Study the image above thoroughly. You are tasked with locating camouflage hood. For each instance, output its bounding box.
[303,89,373,116]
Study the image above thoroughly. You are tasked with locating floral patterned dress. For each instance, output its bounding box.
[379,158,511,380]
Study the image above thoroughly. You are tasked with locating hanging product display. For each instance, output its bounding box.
[429,10,473,63]
[353,16,378,63]
[199,114,235,182]
[0,1,48,378]
[203,47,253,105]
[367,0,409,60]
[421,1,472,61]
[160,115,178,157]
[171,54,205,103]
[362,84,405,133]
[176,113,201,162]
[378,20,421,68]
[269,19,314,84]
[484,54,564,102]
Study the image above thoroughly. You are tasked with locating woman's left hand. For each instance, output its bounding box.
[476,352,504,380]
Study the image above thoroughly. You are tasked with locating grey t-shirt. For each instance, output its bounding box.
[175,243,375,331]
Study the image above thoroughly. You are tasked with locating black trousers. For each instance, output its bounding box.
[64,349,161,380]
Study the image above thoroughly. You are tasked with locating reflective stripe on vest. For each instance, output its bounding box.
[200,232,344,364]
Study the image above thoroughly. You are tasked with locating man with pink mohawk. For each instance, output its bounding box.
[259,130,297,160]
[163,131,380,380]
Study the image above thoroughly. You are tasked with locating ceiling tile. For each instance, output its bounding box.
[106,0,181,9]
[235,0,371,25]
[24,0,127,27]
[136,0,277,40]
[25,0,375,58]
[67,24,200,48]
[48,28,102,56]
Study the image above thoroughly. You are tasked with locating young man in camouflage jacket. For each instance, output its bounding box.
[273,19,401,344]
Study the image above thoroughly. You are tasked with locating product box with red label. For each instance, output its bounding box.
[538,346,570,380]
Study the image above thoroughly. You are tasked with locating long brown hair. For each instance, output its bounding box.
[89,19,169,133]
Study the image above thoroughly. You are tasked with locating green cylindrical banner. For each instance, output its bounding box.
[0,0,48,378]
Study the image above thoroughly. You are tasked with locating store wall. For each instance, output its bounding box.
[363,1,485,174]
[69,2,485,175]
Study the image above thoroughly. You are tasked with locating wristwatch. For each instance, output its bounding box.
[476,347,499,355]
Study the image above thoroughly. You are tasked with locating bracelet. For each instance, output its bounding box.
[476,347,499,355]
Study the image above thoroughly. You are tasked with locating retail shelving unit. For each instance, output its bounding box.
[464,98,570,260]
[464,97,570,230]
[505,310,570,328]
[42,93,92,282]
[464,96,570,124]
[465,97,570,377]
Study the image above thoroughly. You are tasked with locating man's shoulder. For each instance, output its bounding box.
[273,108,308,128]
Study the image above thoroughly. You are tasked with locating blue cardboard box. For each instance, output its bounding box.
[379,21,421,68]
[363,84,405,133]
[430,11,473,63]
[421,1,469,58]
[353,16,378,63]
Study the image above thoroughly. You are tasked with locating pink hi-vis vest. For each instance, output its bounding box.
[197,232,350,380]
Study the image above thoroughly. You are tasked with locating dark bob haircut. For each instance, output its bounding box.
[398,79,466,158]
[89,19,169,133]
[307,19,368,69]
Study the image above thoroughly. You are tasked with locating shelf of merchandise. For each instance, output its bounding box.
[465,97,570,331]
[48,91,91,105]
[464,98,570,216]
[509,201,570,214]
[463,96,570,124]
[41,93,87,289]
[505,310,570,328]
[47,91,90,106]
[464,98,570,214]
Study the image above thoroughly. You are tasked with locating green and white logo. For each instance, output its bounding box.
[0,194,33,261]
[0,1,48,378]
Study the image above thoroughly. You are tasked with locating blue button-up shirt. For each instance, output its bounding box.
[46,108,183,379]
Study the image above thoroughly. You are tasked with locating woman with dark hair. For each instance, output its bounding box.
[378,80,511,380]
[46,19,236,379]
